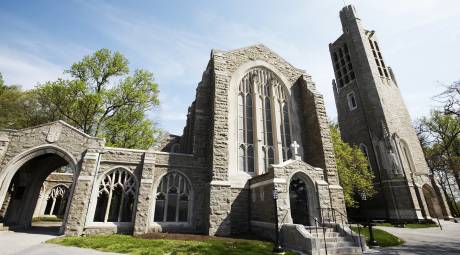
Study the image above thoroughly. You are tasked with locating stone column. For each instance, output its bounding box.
[63,150,100,236]
[328,185,347,222]
[316,180,331,221]
[133,151,156,235]
[208,182,232,236]
[33,187,45,217]
[274,180,289,225]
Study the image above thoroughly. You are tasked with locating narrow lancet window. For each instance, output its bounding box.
[238,76,255,172]
[281,103,292,161]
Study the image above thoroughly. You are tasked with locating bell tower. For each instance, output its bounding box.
[329,5,452,220]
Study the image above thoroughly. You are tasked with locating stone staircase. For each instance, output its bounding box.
[306,226,363,255]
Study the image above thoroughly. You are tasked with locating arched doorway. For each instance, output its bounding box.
[422,184,443,218]
[0,146,77,233]
[289,172,318,226]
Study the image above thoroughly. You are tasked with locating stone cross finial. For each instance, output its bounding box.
[290,141,301,160]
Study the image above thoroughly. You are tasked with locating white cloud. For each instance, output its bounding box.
[2,0,458,133]
[0,48,63,88]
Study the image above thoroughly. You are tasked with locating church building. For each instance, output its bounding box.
[0,45,348,242]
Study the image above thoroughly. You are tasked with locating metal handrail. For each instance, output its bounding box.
[305,216,328,255]
[320,207,364,252]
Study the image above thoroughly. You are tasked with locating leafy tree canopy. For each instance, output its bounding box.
[417,111,460,191]
[330,123,376,208]
[0,49,160,149]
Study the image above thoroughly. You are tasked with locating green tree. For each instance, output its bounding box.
[0,72,5,94]
[418,111,460,192]
[1,50,160,149]
[330,124,376,208]
[415,112,460,215]
[37,49,159,138]
[103,105,158,149]
[0,73,39,129]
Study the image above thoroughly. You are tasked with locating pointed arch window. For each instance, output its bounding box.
[276,82,292,162]
[261,78,274,171]
[93,168,137,223]
[154,172,192,223]
[359,143,371,170]
[237,67,293,174]
[238,75,255,172]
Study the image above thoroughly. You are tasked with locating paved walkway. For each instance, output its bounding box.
[0,225,120,255]
[374,220,460,255]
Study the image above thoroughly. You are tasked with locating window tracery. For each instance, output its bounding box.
[44,185,69,216]
[237,67,292,173]
[154,172,191,223]
[93,168,137,223]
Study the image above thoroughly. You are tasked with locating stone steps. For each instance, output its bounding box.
[305,226,335,233]
[319,246,362,255]
[319,236,349,243]
[311,231,342,238]
[306,226,363,255]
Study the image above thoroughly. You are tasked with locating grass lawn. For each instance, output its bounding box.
[48,233,296,255]
[375,222,439,229]
[351,226,404,247]
[404,223,439,229]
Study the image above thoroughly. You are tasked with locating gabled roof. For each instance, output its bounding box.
[213,43,307,75]
[3,120,102,140]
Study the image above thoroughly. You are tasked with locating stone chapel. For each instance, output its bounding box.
[0,45,347,242]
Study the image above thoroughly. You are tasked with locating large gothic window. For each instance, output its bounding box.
[154,172,191,223]
[93,168,137,223]
[237,67,292,173]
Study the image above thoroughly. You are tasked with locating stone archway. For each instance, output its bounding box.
[289,172,318,226]
[0,145,78,231]
[422,184,443,219]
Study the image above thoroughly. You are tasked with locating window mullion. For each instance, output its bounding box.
[163,177,169,222]
[118,190,125,222]
[104,176,114,223]
[270,87,283,164]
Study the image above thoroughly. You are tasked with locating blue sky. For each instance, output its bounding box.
[1,0,459,134]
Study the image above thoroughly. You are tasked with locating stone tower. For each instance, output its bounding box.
[330,5,452,221]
